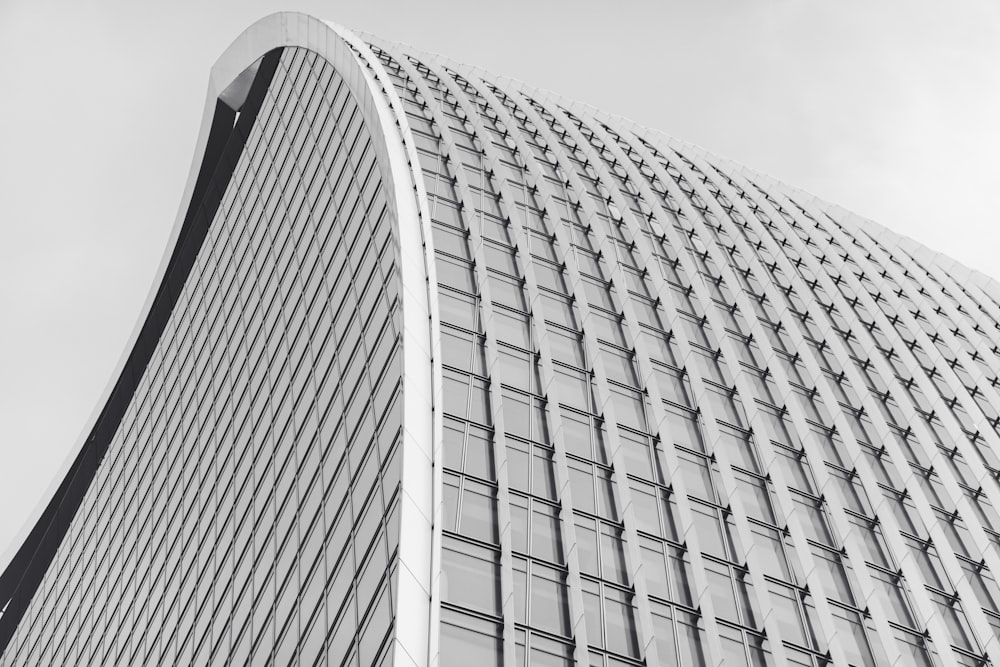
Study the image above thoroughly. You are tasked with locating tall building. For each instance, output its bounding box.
[4,11,1000,667]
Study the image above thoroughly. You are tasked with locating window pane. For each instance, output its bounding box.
[604,589,640,658]
[440,611,502,667]
[441,540,500,615]
[532,567,571,636]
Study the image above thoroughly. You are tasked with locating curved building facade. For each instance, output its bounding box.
[4,12,1000,667]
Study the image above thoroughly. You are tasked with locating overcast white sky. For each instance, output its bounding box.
[1,0,998,556]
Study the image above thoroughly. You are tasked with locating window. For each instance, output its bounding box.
[830,606,877,667]
[582,580,640,659]
[510,495,564,564]
[439,610,502,667]
[506,440,557,500]
[442,472,498,543]
[548,327,586,367]
[569,459,618,520]
[502,390,549,444]
[716,426,760,474]
[513,558,572,636]
[442,418,495,481]
[654,364,692,407]
[562,409,609,465]
[602,346,638,387]
[515,632,574,667]
[767,582,815,650]
[441,537,500,615]
[498,346,542,394]
[494,308,531,349]
[811,546,856,606]
[639,536,693,606]
[749,523,794,582]
[677,449,719,503]
[575,516,629,584]
[553,365,593,411]
[733,471,775,524]
[664,405,705,452]
[609,385,647,432]
[629,479,678,541]
[650,603,707,667]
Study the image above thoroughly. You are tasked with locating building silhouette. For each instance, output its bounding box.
[4,12,1000,667]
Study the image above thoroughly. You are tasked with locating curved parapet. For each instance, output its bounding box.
[0,13,439,666]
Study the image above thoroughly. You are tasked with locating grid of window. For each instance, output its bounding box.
[2,47,401,666]
[362,31,1000,667]
[7,15,1000,667]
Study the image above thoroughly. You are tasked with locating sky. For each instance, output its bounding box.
[0,0,998,558]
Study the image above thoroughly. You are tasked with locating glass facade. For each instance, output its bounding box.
[5,12,1000,667]
[2,45,402,666]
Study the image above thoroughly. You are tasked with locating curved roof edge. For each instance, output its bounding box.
[0,15,439,665]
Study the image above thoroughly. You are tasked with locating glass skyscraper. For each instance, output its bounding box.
[4,12,1000,667]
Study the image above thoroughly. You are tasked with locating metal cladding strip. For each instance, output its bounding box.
[424,58,607,661]
[724,164,1000,657]
[532,99,807,664]
[902,253,1000,369]
[601,118,856,663]
[395,53,594,661]
[975,277,1000,307]
[680,147,977,661]
[449,67,650,659]
[968,281,1000,327]
[840,228,1000,650]
[442,59,675,663]
[975,281,1000,314]
[906,256,1000,411]
[940,272,1000,336]
[794,193,1000,501]
[366,44,525,666]
[571,111,869,666]
[486,86,732,664]
[758,188,1000,653]
[619,135,904,663]
[440,61,657,662]
[596,108,913,665]
[682,152,983,660]
[324,23,441,667]
[811,201,1000,472]
[940,266,1000,327]
[570,105,876,665]
[967,288,1000,338]
[772,184,1000,562]
[585,120,823,661]
[847,210,1000,301]
[492,86,724,664]
[846,226,1000,451]
[482,72,717,663]
[632,136,922,660]
[363,47,487,667]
